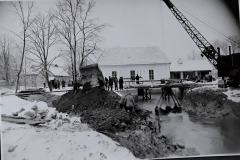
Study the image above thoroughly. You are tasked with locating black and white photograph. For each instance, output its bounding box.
[0,0,240,159]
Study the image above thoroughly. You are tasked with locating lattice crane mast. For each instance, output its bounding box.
[162,0,220,68]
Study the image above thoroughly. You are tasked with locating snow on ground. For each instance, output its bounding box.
[0,95,56,117]
[1,95,34,115]
[189,85,219,92]
[223,89,240,103]
[1,94,140,160]
[50,91,67,96]
[0,87,15,95]
[2,122,139,160]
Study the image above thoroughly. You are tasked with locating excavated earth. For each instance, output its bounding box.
[53,87,199,158]
[182,88,240,120]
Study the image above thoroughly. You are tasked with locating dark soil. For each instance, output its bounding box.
[53,87,149,133]
[53,87,199,158]
[182,88,240,119]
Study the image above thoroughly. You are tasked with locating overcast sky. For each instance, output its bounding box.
[0,0,239,63]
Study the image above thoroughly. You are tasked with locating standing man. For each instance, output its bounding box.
[61,80,65,89]
[57,80,60,89]
[108,76,113,91]
[105,77,108,90]
[136,74,140,84]
[119,95,126,109]
[114,77,118,90]
[125,92,135,113]
[119,77,124,90]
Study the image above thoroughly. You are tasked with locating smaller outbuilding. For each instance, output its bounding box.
[170,59,216,80]
[22,64,71,89]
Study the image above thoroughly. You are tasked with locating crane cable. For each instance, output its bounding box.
[175,1,240,46]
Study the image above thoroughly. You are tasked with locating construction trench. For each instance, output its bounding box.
[19,83,240,159]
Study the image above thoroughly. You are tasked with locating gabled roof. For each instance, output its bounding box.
[170,59,214,72]
[98,47,170,66]
[49,65,69,77]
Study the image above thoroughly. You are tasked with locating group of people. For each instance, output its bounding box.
[45,79,66,89]
[105,76,124,91]
[161,84,173,101]
[130,74,141,84]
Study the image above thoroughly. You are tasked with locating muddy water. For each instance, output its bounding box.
[135,90,240,156]
[160,112,240,155]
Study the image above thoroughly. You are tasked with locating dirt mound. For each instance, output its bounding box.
[182,88,240,119]
[54,87,119,113]
[53,87,149,133]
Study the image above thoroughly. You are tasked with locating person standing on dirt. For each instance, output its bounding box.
[136,74,140,84]
[57,80,60,89]
[108,76,113,91]
[114,77,118,90]
[105,77,108,90]
[119,95,126,109]
[119,77,124,90]
[125,92,135,113]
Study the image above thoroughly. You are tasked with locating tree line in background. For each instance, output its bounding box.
[0,0,105,93]
[0,0,239,93]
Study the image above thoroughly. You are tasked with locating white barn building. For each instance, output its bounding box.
[98,47,171,81]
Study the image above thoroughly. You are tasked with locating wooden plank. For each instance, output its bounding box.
[1,115,47,125]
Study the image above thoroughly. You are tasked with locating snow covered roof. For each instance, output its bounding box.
[170,59,214,72]
[49,65,69,77]
[98,47,170,66]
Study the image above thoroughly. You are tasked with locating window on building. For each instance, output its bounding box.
[112,71,117,78]
[149,70,154,80]
[130,70,135,80]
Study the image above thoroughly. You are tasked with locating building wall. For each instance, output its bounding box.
[170,70,212,80]
[99,63,170,80]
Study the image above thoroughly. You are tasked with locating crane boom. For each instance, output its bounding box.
[162,0,219,68]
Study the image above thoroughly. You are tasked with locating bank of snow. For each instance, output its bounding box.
[2,122,138,160]
[1,95,140,160]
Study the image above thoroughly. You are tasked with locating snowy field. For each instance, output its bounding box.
[1,94,140,160]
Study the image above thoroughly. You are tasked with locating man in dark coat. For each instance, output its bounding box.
[108,76,113,91]
[136,74,140,84]
[114,77,118,90]
[105,77,108,90]
[119,77,124,90]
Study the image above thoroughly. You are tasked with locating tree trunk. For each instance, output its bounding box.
[45,70,52,92]
[15,33,26,93]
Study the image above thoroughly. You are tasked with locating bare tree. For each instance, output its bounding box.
[78,0,105,66]
[12,1,34,93]
[28,13,59,92]
[55,0,104,92]
[55,0,82,91]
[0,35,11,85]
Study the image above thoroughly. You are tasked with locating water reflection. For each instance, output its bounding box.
[161,112,240,155]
